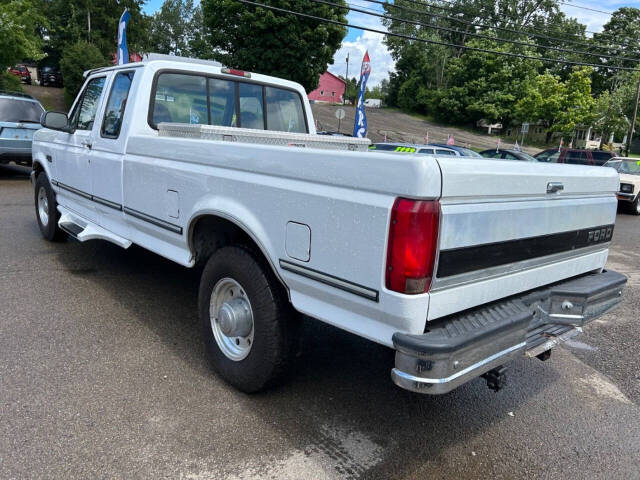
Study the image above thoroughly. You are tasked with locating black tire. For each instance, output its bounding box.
[198,245,299,393]
[631,196,640,215]
[34,173,66,241]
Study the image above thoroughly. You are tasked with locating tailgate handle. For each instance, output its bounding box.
[547,182,564,194]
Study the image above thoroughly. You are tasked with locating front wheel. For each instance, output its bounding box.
[198,246,299,393]
[34,173,66,241]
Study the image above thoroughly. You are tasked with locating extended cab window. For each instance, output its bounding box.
[238,83,265,129]
[209,78,236,127]
[265,87,305,133]
[153,73,207,125]
[102,71,135,138]
[71,77,106,130]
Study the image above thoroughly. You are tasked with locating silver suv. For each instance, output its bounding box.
[0,91,44,166]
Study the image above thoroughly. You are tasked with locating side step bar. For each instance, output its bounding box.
[58,207,132,249]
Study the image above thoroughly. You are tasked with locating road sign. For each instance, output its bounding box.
[335,108,346,120]
[521,122,530,134]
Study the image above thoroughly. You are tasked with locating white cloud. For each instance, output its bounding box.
[328,30,394,87]
[327,1,394,86]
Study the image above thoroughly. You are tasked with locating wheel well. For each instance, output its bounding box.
[32,161,45,178]
[189,215,286,293]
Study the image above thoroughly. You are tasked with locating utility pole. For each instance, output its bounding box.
[626,76,640,156]
[344,53,349,105]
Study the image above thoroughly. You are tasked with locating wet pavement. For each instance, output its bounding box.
[1,164,639,479]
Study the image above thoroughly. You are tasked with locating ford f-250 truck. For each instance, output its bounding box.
[31,55,626,395]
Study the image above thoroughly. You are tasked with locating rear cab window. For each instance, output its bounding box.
[150,71,308,133]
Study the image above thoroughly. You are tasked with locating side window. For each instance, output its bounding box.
[209,78,236,127]
[565,151,588,165]
[504,152,519,160]
[265,86,306,133]
[592,152,612,165]
[102,71,135,138]
[418,148,434,154]
[238,82,264,129]
[71,77,106,131]
[152,73,207,126]
[537,150,560,162]
[436,149,455,156]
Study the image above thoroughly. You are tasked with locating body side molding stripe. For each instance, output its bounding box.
[51,179,182,234]
[279,259,379,302]
[437,223,615,278]
[123,206,183,234]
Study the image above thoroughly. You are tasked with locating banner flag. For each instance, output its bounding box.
[117,9,131,65]
[353,51,371,138]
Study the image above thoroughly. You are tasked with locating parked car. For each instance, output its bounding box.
[429,143,484,157]
[32,54,626,396]
[604,157,640,215]
[8,65,32,84]
[480,148,538,162]
[370,143,463,156]
[40,66,63,87]
[363,98,381,108]
[535,148,616,166]
[0,91,44,166]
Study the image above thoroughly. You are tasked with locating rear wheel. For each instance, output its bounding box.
[34,173,66,241]
[198,246,299,392]
[631,196,640,215]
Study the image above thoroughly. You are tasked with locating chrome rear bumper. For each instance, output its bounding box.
[391,270,626,394]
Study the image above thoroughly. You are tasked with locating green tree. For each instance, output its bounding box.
[60,41,106,106]
[42,0,149,65]
[515,67,596,143]
[201,0,347,91]
[148,0,210,57]
[0,0,46,70]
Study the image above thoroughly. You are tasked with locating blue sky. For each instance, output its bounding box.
[143,0,640,86]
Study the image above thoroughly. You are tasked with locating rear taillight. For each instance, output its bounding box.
[386,198,440,294]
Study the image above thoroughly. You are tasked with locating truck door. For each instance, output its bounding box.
[54,75,107,222]
[89,70,137,236]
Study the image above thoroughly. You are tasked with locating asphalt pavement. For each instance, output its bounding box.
[1,164,639,479]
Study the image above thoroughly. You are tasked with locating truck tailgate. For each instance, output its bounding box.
[428,157,619,320]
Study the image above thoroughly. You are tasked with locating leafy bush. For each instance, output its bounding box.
[0,72,23,92]
[60,41,106,107]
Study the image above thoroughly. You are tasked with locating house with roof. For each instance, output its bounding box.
[308,71,346,104]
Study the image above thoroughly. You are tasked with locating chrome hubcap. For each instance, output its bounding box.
[209,278,254,361]
[37,187,49,226]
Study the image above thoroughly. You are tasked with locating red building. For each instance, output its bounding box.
[308,71,346,103]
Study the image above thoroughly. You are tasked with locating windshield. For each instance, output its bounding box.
[0,98,44,123]
[456,147,483,157]
[607,160,640,175]
[518,152,538,162]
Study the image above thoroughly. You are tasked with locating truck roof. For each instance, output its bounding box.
[82,53,305,95]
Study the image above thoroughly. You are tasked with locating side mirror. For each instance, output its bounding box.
[41,111,73,133]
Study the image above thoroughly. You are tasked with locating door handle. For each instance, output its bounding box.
[81,141,92,149]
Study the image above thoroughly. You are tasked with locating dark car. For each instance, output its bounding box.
[8,65,31,84]
[480,148,538,161]
[534,148,616,166]
[40,66,63,87]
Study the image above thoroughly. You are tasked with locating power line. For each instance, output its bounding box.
[234,0,640,71]
[559,1,613,16]
[366,0,636,56]
[331,0,640,63]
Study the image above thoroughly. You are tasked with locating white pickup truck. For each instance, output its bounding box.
[31,55,626,395]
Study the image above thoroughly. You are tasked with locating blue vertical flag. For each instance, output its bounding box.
[353,51,371,138]
[117,9,131,65]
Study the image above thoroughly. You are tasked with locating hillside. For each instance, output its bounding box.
[311,103,538,154]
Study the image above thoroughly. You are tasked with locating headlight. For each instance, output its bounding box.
[620,183,634,193]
